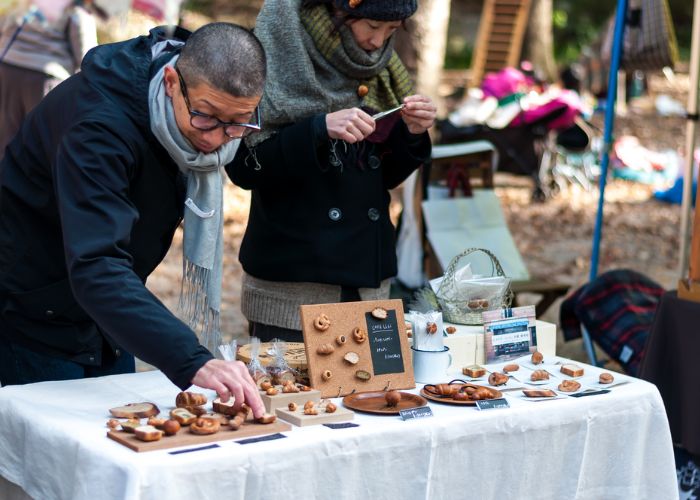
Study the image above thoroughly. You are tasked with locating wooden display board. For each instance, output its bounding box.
[275,405,354,427]
[107,416,290,452]
[260,387,321,413]
[300,299,414,398]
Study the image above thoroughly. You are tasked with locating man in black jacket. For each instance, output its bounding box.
[0,23,266,418]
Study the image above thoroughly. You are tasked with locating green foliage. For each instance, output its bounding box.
[444,39,472,69]
[553,0,693,64]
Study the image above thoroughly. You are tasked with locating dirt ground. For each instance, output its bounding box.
[144,70,690,370]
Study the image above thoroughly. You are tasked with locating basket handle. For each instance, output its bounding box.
[437,248,507,294]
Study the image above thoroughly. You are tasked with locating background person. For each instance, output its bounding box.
[0,0,99,160]
[0,22,266,418]
[227,0,437,342]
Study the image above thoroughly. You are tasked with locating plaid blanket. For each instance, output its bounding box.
[560,269,665,376]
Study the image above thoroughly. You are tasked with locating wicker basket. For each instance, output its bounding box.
[436,248,513,325]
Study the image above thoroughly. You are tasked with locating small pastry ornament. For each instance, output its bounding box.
[371,307,388,320]
[385,390,402,407]
[558,380,581,392]
[316,343,335,355]
[531,351,544,365]
[530,369,550,381]
[352,327,367,343]
[488,372,508,386]
[599,372,614,384]
[313,313,331,331]
[343,351,360,365]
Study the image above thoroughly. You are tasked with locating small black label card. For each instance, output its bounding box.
[399,406,434,420]
[475,398,510,411]
[569,389,611,398]
[366,309,404,375]
[323,422,360,429]
[236,433,287,445]
[169,443,220,455]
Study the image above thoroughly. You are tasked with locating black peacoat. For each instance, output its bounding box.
[227,115,431,288]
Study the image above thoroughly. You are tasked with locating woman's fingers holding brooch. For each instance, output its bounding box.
[402,95,436,134]
[326,108,375,142]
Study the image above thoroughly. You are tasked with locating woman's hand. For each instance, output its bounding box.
[326,108,375,143]
[401,94,437,135]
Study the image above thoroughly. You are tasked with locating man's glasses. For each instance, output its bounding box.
[175,66,261,139]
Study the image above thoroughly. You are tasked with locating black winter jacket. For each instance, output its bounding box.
[0,27,213,389]
[227,115,430,288]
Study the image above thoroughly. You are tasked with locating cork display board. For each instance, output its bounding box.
[300,299,415,398]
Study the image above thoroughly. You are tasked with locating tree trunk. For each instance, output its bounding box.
[397,0,451,114]
[523,0,558,82]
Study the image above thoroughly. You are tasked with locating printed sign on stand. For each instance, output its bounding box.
[483,305,537,363]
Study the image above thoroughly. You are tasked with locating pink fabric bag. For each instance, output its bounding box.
[480,68,531,99]
[511,90,582,131]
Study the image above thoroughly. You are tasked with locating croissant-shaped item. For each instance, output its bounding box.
[488,372,508,386]
[176,391,207,408]
[469,387,493,400]
[424,383,460,396]
[530,369,550,381]
[316,343,335,355]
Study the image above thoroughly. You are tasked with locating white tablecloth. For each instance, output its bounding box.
[0,358,678,500]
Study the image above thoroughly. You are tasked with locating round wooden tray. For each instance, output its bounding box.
[419,384,503,406]
[342,391,428,415]
[237,342,307,370]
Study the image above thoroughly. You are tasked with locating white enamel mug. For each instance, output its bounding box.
[411,346,452,384]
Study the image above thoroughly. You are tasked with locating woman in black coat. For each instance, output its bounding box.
[227,0,436,341]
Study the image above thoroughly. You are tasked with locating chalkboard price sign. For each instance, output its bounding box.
[366,309,404,375]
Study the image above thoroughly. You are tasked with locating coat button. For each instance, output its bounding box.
[45,310,54,317]
[368,155,380,169]
[367,208,380,221]
[328,208,342,221]
[357,84,369,97]
[115,349,121,357]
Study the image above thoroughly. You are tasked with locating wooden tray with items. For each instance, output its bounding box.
[419,381,503,406]
[107,415,290,452]
[106,393,289,452]
[342,390,427,415]
[300,300,415,399]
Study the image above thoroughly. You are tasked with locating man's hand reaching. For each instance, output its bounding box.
[191,359,265,419]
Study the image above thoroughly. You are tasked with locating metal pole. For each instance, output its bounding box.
[679,0,700,279]
[584,0,629,367]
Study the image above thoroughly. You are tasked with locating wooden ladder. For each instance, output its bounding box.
[470,0,532,86]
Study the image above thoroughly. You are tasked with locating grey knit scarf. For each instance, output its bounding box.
[247,0,411,147]
[148,51,240,353]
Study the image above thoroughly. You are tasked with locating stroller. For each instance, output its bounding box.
[439,68,600,200]
[438,108,601,200]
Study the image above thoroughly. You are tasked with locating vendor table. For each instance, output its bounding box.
[0,359,678,500]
